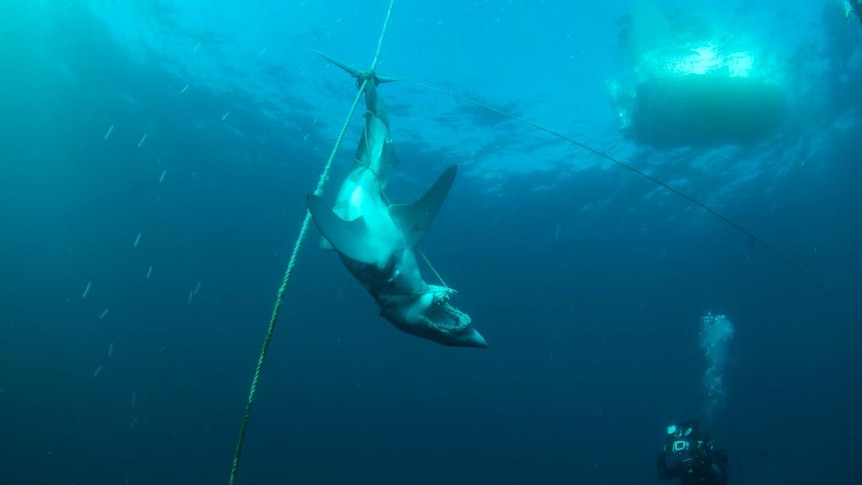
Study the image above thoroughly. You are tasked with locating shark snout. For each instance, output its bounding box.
[449,328,489,349]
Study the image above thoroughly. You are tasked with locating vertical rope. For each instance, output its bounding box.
[228,2,395,484]
[369,1,395,72]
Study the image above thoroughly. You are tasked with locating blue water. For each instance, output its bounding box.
[1,1,860,484]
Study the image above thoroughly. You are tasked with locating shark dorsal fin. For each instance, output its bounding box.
[307,194,377,265]
[389,165,457,248]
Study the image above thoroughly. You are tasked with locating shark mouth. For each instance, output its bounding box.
[424,293,472,335]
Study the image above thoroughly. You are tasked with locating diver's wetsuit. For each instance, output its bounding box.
[657,448,729,485]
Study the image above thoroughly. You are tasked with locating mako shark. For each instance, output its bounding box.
[306,58,487,348]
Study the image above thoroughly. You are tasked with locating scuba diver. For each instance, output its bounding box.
[657,421,729,484]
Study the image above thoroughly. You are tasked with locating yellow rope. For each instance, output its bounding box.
[228,2,395,484]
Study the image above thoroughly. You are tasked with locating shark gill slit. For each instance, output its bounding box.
[227,2,397,484]
[389,76,859,324]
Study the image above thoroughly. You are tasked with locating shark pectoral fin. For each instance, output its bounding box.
[389,165,457,247]
[318,236,335,251]
[306,194,377,264]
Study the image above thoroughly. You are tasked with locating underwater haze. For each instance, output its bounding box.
[1,0,860,484]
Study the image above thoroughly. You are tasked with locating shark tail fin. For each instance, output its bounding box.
[389,165,458,248]
[314,51,399,83]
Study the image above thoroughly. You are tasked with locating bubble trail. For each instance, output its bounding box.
[699,313,735,426]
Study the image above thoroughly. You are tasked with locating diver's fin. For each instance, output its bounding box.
[315,51,399,83]
[307,195,377,264]
[389,165,457,248]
